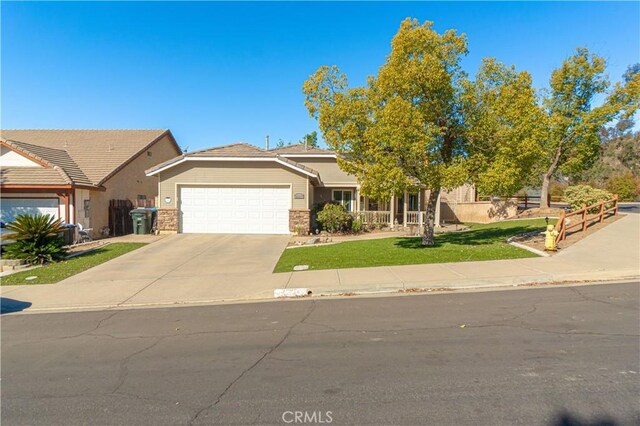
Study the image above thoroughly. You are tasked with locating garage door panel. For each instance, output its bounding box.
[1,198,59,223]
[180,186,290,234]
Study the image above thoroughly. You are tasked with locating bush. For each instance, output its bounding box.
[548,181,567,198]
[3,214,67,265]
[316,203,351,233]
[351,218,364,234]
[563,185,614,213]
[606,173,639,201]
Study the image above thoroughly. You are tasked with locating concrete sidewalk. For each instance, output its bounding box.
[1,214,638,313]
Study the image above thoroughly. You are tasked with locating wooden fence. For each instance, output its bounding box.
[476,194,563,209]
[108,199,134,236]
[554,195,619,243]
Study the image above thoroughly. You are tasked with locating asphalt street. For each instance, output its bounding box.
[2,282,639,425]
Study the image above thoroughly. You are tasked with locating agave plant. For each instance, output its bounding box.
[3,214,67,265]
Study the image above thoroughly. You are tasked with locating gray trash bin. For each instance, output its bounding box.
[130,209,152,234]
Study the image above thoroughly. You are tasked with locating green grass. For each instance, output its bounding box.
[274,219,553,273]
[1,243,147,286]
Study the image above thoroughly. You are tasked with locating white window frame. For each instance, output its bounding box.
[332,189,354,212]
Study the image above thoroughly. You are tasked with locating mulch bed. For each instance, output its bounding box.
[516,207,566,219]
[65,240,109,255]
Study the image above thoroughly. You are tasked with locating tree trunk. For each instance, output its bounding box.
[540,145,563,209]
[421,188,440,246]
[540,172,551,209]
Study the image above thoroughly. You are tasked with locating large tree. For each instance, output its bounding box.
[538,53,640,208]
[303,19,543,245]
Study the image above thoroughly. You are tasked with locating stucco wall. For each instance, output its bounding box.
[89,134,180,236]
[1,146,42,167]
[290,157,356,185]
[157,161,309,211]
[440,199,518,224]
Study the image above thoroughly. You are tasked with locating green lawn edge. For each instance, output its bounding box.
[274,219,553,273]
[1,243,147,286]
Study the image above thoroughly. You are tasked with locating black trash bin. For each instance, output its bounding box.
[59,224,76,245]
[130,209,152,234]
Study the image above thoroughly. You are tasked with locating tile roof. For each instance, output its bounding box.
[0,129,175,187]
[269,143,335,155]
[0,167,69,186]
[187,143,276,158]
[5,140,93,186]
[146,142,322,182]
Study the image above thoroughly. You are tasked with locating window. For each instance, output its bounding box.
[409,194,419,211]
[332,190,353,211]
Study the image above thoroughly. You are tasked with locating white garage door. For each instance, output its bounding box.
[1,198,59,223]
[180,186,291,234]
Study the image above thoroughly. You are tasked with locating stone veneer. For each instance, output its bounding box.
[289,209,311,234]
[157,208,179,233]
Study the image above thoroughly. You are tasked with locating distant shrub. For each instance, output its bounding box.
[606,173,639,201]
[316,203,351,233]
[563,185,614,213]
[548,181,567,198]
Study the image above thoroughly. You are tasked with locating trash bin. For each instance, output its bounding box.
[130,209,152,234]
[59,224,76,245]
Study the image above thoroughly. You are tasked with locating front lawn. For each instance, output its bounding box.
[1,243,147,285]
[274,219,552,272]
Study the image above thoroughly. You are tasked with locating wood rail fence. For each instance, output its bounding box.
[554,195,619,243]
[476,194,564,209]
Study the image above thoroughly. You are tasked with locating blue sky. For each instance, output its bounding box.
[2,1,639,151]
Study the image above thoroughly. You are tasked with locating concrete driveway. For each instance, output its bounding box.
[1,234,291,310]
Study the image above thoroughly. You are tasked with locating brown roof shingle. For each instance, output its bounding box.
[145,142,322,182]
[0,167,69,186]
[1,129,176,187]
[188,142,276,157]
[269,143,335,155]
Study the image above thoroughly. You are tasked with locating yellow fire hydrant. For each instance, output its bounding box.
[544,225,559,251]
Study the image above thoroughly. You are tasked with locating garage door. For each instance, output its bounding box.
[1,198,59,223]
[180,186,291,234]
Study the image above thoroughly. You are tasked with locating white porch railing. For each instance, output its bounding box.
[355,211,392,225]
[405,211,426,225]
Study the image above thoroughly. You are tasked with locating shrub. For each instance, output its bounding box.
[351,218,364,234]
[606,173,639,201]
[3,214,67,265]
[563,185,614,213]
[316,203,351,233]
[548,181,567,198]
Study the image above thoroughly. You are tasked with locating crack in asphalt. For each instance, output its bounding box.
[56,310,121,341]
[111,337,166,394]
[492,323,639,338]
[186,300,317,426]
[88,327,285,340]
[569,286,639,311]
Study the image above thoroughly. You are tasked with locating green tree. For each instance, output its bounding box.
[300,131,318,148]
[303,19,543,245]
[538,54,640,208]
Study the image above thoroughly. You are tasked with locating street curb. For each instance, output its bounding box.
[3,276,638,315]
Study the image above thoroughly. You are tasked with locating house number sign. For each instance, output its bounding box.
[294,192,305,199]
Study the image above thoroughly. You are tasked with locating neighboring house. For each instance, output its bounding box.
[146,142,475,235]
[1,129,182,236]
